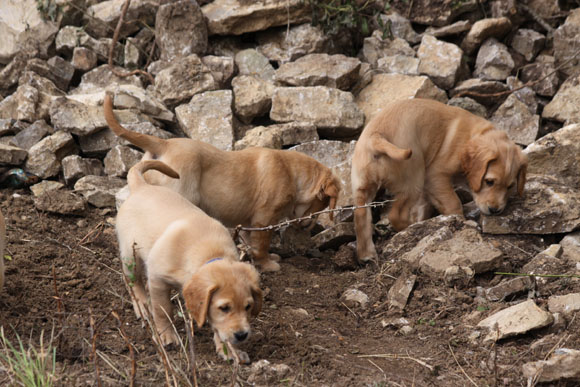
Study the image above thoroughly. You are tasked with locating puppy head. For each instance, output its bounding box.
[183,261,262,345]
[301,171,341,222]
[461,130,528,215]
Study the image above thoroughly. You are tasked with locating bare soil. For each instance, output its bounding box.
[0,188,578,386]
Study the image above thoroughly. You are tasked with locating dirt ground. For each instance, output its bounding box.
[0,187,579,386]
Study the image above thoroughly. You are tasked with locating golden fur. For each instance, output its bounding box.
[116,160,263,363]
[105,94,340,272]
[352,98,527,262]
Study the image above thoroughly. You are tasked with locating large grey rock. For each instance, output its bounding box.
[0,53,29,93]
[0,76,64,122]
[274,54,361,90]
[104,145,143,178]
[542,74,580,125]
[62,155,104,186]
[74,175,127,208]
[155,0,207,61]
[257,24,331,65]
[0,0,58,64]
[520,56,559,97]
[481,175,580,235]
[202,0,310,36]
[111,85,174,122]
[510,29,545,61]
[417,35,464,89]
[360,32,415,68]
[356,74,447,124]
[175,90,235,151]
[522,349,580,383]
[506,77,538,115]
[474,38,514,81]
[9,120,51,150]
[201,56,235,89]
[0,144,27,166]
[84,0,157,39]
[271,87,364,139]
[524,123,580,189]
[232,75,274,124]
[25,131,78,179]
[553,8,580,77]
[490,94,539,146]
[548,293,580,315]
[25,57,75,92]
[461,17,512,54]
[477,300,553,341]
[235,122,318,150]
[450,78,510,106]
[235,49,276,82]
[153,54,216,107]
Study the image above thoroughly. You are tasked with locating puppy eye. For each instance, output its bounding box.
[245,304,252,311]
[508,183,515,189]
[485,179,495,187]
[219,305,231,313]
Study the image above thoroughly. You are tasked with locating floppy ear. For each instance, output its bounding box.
[239,262,263,317]
[183,277,218,328]
[317,175,341,220]
[250,286,263,317]
[461,139,496,193]
[517,155,528,197]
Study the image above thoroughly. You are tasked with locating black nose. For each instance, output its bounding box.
[488,207,501,215]
[234,331,248,342]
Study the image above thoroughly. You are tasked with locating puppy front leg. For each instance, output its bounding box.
[425,176,463,216]
[213,332,250,364]
[149,278,179,346]
[353,188,378,263]
[250,230,280,272]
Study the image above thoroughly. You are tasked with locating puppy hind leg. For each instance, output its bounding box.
[353,186,379,263]
[119,243,148,320]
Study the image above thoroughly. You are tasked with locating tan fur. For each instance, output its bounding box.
[352,98,528,262]
[116,160,263,363]
[105,94,340,272]
[0,210,5,292]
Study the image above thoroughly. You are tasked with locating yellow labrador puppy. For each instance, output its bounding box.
[117,160,262,363]
[352,98,527,262]
[105,94,340,272]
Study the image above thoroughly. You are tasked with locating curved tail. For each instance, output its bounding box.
[370,135,412,161]
[127,160,180,191]
[104,94,167,156]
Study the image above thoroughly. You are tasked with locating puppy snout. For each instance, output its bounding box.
[488,207,502,215]
[234,331,248,342]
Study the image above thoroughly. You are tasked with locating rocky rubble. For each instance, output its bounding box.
[0,0,579,384]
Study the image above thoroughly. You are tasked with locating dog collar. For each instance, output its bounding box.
[205,257,223,266]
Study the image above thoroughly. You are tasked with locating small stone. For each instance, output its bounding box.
[444,265,475,287]
[542,73,580,125]
[447,97,487,117]
[388,274,416,310]
[522,349,580,383]
[461,17,512,54]
[29,180,64,197]
[104,145,143,178]
[341,288,369,309]
[234,49,275,82]
[312,222,356,251]
[547,293,580,315]
[74,175,127,208]
[474,38,514,81]
[62,155,104,185]
[9,120,51,150]
[232,75,274,124]
[510,29,545,61]
[490,93,539,146]
[417,35,464,89]
[485,276,534,301]
[0,144,27,166]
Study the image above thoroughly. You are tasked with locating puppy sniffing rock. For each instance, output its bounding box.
[352,98,527,263]
[105,93,340,272]
[116,160,262,363]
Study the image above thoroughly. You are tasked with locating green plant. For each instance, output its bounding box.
[35,0,61,22]
[0,327,57,387]
[123,257,137,286]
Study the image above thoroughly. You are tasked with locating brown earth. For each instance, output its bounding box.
[0,188,578,386]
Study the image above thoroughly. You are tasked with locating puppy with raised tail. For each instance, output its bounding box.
[352,98,527,263]
[116,160,262,363]
[105,93,340,272]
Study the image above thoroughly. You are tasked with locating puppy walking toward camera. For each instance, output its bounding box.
[105,94,340,272]
[352,98,528,262]
[116,160,263,363]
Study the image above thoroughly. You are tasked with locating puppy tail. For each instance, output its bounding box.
[370,135,412,161]
[127,160,180,190]
[104,93,167,156]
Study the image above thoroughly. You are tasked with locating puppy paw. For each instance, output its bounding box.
[269,253,281,262]
[238,350,250,364]
[159,329,179,347]
[216,345,250,364]
[258,259,280,272]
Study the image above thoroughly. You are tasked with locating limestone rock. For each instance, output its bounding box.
[474,38,514,81]
[0,0,58,64]
[477,300,553,341]
[553,8,580,77]
[104,145,143,178]
[153,54,216,107]
[425,20,471,38]
[524,124,580,189]
[506,77,538,115]
[34,190,86,215]
[175,90,235,151]
[388,274,416,310]
[110,85,174,122]
[548,293,580,316]
[25,131,78,179]
[461,17,512,54]
[274,54,361,90]
[356,74,447,124]
[490,94,539,146]
[522,349,580,382]
[84,0,157,39]
[234,49,276,82]
[520,56,559,97]
[30,181,64,197]
[450,78,509,106]
[271,87,364,139]
[360,32,415,68]
[72,47,98,72]
[377,55,420,76]
[9,120,51,150]
[485,277,534,302]
[155,0,207,61]
[417,35,464,89]
[0,144,27,166]
[71,65,142,95]
[257,24,331,65]
[201,56,235,89]
[444,266,474,287]
[56,26,123,64]
[542,74,580,125]
[62,155,104,185]
[447,97,487,118]
[232,75,274,124]
[235,122,318,150]
[481,175,580,234]
[408,0,477,27]
[313,222,356,251]
[202,0,310,36]
[74,175,127,208]
[25,57,75,92]
[247,359,292,385]
[510,29,545,61]
[340,288,369,309]
[379,12,421,44]
[561,232,580,263]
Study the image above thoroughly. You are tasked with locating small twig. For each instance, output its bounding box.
[448,343,478,387]
[225,341,240,387]
[112,311,136,387]
[77,222,105,247]
[184,312,198,387]
[495,272,580,279]
[517,3,554,34]
[340,301,359,320]
[357,353,434,372]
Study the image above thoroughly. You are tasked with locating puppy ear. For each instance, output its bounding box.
[517,155,528,197]
[250,286,263,317]
[239,263,262,317]
[183,277,218,328]
[317,175,341,220]
[461,139,496,192]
